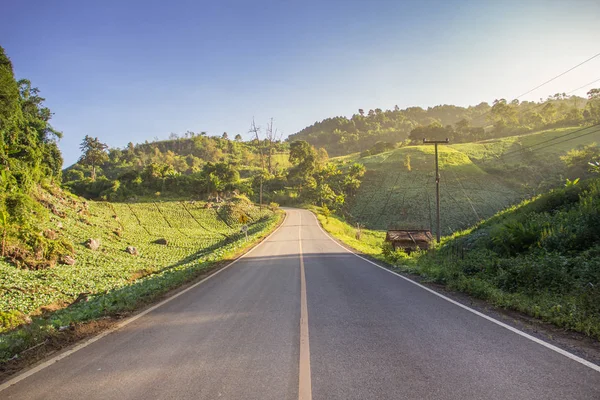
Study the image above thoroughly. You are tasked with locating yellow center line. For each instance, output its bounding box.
[298,212,312,400]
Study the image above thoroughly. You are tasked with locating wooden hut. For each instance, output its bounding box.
[385,230,433,253]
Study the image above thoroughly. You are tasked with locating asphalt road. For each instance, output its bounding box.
[2,208,600,399]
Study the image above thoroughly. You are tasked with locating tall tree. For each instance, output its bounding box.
[288,140,317,193]
[79,135,108,181]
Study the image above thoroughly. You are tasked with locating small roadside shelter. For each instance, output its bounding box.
[385,230,433,253]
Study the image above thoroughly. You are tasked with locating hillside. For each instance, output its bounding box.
[315,174,600,339]
[63,134,291,201]
[0,186,278,360]
[340,125,600,235]
[416,177,600,338]
[289,95,594,156]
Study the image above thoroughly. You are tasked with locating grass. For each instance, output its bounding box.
[0,188,282,361]
[311,206,385,258]
[340,126,600,235]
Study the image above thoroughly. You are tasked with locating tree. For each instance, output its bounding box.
[222,132,229,140]
[234,134,242,142]
[288,140,317,192]
[317,147,329,167]
[79,135,109,181]
[489,99,518,132]
[586,88,600,123]
[587,88,600,100]
[540,103,557,123]
[409,122,453,143]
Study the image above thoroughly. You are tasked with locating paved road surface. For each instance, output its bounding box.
[2,209,600,399]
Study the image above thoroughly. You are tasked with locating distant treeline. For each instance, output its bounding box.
[290,94,598,156]
[64,134,290,200]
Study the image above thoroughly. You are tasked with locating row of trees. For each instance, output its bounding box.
[64,125,293,200]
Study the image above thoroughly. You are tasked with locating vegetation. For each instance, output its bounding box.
[0,187,280,361]
[409,178,600,339]
[340,125,600,235]
[64,133,290,201]
[0,46,283,362]
[0,46,70,270]
[3,37,600,362]
[316,173,600,340]
[259,140,365,209]
[290,93,597,156]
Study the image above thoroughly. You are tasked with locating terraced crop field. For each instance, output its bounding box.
[0,192,277,328]
[345,126,600,235]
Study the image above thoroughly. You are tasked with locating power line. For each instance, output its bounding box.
[566,77,600,95]
[471,52,600,123]
[506,77,600,120]
[514,52,600,100]
[501,125,600,159]
[500,123,600,157]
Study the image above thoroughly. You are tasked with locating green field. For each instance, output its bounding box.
[0,189,277,333]
[342,126,600,234]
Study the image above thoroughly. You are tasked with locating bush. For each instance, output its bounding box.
[381,242,411,263]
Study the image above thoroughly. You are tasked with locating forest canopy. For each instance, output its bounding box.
[289,94,596,156]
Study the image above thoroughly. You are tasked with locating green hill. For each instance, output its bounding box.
[289,96,593,156]
[341,125,600,235]
[64,135,290,201]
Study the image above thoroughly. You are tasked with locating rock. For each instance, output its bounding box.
[126,246,139,256]
[85,238,100,251]
[153,238,168,245]
[61,255,76,265]
[44,229,59,240]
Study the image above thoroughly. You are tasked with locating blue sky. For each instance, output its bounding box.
[1,0,599,166]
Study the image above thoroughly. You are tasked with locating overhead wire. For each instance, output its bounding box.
[513,52,600,99]
[501,125,600,159]
[470,52,600,124]
[498,123,600,159]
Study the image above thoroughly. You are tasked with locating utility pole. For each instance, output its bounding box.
[423,138,449,243]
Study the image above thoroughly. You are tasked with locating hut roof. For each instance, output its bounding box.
[385,230,433,243]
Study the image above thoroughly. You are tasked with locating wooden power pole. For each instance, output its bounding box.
[423,138,449,243]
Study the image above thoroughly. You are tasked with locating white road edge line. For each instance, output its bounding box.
[0,212,289,393]
[298,212,313,400]
[310,212,600,373]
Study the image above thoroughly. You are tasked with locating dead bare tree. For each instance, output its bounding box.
[265,118,282,174]
[249,118,265,210]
